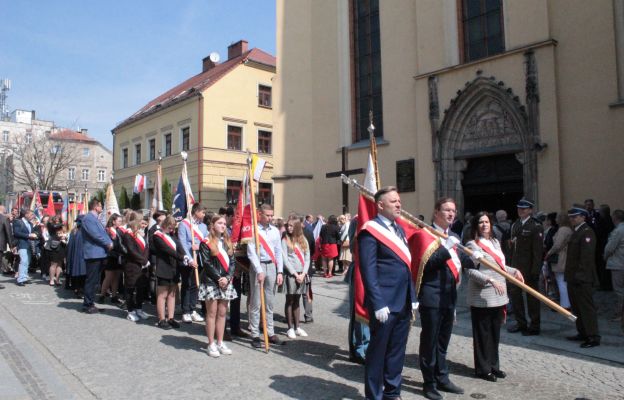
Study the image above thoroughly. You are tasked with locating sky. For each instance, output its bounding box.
[0,0,276,149]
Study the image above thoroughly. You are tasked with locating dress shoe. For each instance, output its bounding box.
[252,337,264,348]
[423,387,443,400]
[156,320,171,329]
[84,306,103,314]
[269,335,286,345]
[231,329,250,338]
[507,325,526,333]
[304,318,314,323]
[348,355,365,365]
[16,282,25,287]
[566,334,587,341]
[168,319,180,328]
[580,339,600,348]
[438,381,464,394]
[522,329,540,336]
[492,369,506,379]
[477,373,497,382]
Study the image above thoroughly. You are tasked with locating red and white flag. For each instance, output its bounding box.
[133,174,146,194]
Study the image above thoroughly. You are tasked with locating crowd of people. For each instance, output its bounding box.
[0,192,622,400]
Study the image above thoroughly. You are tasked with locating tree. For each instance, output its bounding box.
[162,178,173,212]
[118,186,130,209]
[130,192,141,210]
[0,130,79,191]
[93,184,107,204]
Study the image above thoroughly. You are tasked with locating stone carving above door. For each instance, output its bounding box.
[460,99,522,152]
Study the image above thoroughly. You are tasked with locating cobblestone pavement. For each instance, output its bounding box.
[0,272,622,400]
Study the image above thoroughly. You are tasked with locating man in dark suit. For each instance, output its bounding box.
[419,197,472,400]
[359,186,416,400]
[12,208,38,286]
[0,205,14,288]
[507,199,544,335]
[565,205,601,348]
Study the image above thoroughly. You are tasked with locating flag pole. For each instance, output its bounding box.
[368,110,381,187]
[151,151,162,219]
[341,174,578,323]
[247,150,270,353]
[181,151,200,287]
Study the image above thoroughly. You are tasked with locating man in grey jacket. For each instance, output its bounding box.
[604,209,624,326]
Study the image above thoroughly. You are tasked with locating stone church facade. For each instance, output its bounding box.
[273,0,624,219]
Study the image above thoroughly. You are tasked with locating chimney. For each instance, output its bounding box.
[228,40,248,60]
[203,56,217,72]
[80,128,88,135]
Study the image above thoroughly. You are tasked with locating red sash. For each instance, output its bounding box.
[134,233,146,251]
[476,239,506,271]
[118,225,129,235]
[108,227,117,239]
[214,241,230,273]
[294,246,305,268]
[257,231,277,265]
[445,249,461,282]
[182,219,205,243]
[154,231,176,250]
[360,220,412,268]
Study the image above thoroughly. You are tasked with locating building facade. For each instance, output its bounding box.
[112,40,276,211]
[273,0,624,219]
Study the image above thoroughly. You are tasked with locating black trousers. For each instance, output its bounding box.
[568,282,600,339]
[84,258,105,308]
[180,265,198,314]
[508,274,540,330]
[126,270,149,312]
[470,306,504,376]
[419,306,454,388]
[229,275,242,332]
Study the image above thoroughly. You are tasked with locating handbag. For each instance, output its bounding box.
[44,239,61,251]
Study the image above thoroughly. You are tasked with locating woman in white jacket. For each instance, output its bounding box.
[545,213,573,309]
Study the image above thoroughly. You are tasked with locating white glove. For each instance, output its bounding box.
[374,306,390,323]
[472,250,484,260]
[412,302,419,311]
[443,236,460,250]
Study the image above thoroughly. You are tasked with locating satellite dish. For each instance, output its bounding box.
[209,52,220,63]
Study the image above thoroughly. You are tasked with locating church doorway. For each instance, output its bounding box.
[462,154,523,219]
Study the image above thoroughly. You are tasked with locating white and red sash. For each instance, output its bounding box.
[360,220,412,267]
[182,219,205,243]
[118,225,130,235]
[446,247,461,282]
[215,240,230,272]
[476,238,506,271]
[133,233,146,252]
[294,246,305,268]
[154,230,176,250]
[257,230,277,265]
[108,227,117,239]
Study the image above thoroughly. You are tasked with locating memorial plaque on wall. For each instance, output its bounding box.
[396,159,415,192]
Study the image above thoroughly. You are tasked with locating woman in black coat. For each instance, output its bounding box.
[152,216,196,329]
[122,218,149,322]
[44,216,66,286]
[319,215,341,278]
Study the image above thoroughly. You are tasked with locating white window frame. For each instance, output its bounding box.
[134,142,142,165]
[257,128,272,155]
[81,168,89,181]
[147,137,156,161]
[97,169,106,182]
[68,167,75,181]
[2,130,8,142]
[162,132,173,157]
[83,147,90,157]
[121,147,129,168]
[225,123,244,152]
[257,83,272,108]
[26,132,32,144]
[179,126,191,152]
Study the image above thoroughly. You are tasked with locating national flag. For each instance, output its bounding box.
[81,192,88,215]
[45,191,56,216]
[231,173,253,244]
[172,162,195,223]
[61,192,69,225]
[133,174,146,194]
[30,189,38,211]
[251,154,266,182]
[152,163,164,211]
[105,182,120,217]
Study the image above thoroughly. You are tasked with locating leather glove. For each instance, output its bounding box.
[443,236,460,250]
[374,306,390,323]
[472,250,484,260]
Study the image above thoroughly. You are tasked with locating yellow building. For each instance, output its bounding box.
[112,40,276,211]
[274,0,624,218]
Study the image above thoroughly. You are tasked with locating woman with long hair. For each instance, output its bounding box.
[319,215,340,278]
[545,213,573,310]
[282,216,310,339]
[338,214,352,275]
[44,216,66,286]
[198,215,237,357]
[153,216,192,329]
[465,211,524,382]
[122,218,150,322]
[99,213,124,304]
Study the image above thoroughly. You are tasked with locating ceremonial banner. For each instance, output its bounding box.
[61,193,69,225]
[105,182,120,217]
[231,172,253,244]
[133,174,145,194]
[251,154,267,182]
[45,192,56,216]
[152,163,164,211]
[172,163,195,222]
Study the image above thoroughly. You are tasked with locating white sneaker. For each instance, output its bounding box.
[126,311,139,322]
[295,328,308,337]
[217,342,232,355]
[182,313,192,323]
[207,343,220,358]
[135,309,149,320]
[191,310,205,322]
[286,328,297,339]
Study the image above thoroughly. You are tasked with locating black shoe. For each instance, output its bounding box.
[252,337,264,348]
[566,334,587,341]
[16,282,25,287]
[304,318,314,323]
[438,381,464,394]
[580,339,600,348]
[269,335,285,345]
[231,329,250,338]
[0,284,5,289]
[522,329,540,336]
[96,295,106,304]
[492,369,506,379]
[507,325,526,333]
[348,355,365,365]
[157,320,171,330]
[84,306,103,314]
[168,319,180,328]
[24,280,32,284]
[423,387,443,400]
[477,373,497,382]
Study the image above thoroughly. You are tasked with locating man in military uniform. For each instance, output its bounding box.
[565,205,601,348]
[508,199,544,335]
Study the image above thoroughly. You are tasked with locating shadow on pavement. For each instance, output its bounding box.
[160,334,206,352]
[269,374,362,400]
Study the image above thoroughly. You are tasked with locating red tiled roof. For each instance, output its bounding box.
[50,129,97,143]
[113,48,276,132]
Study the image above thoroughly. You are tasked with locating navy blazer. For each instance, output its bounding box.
[12,218,33,250]
[81,212,112,260]
[418,230,474,308]
[358,216,416,314]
